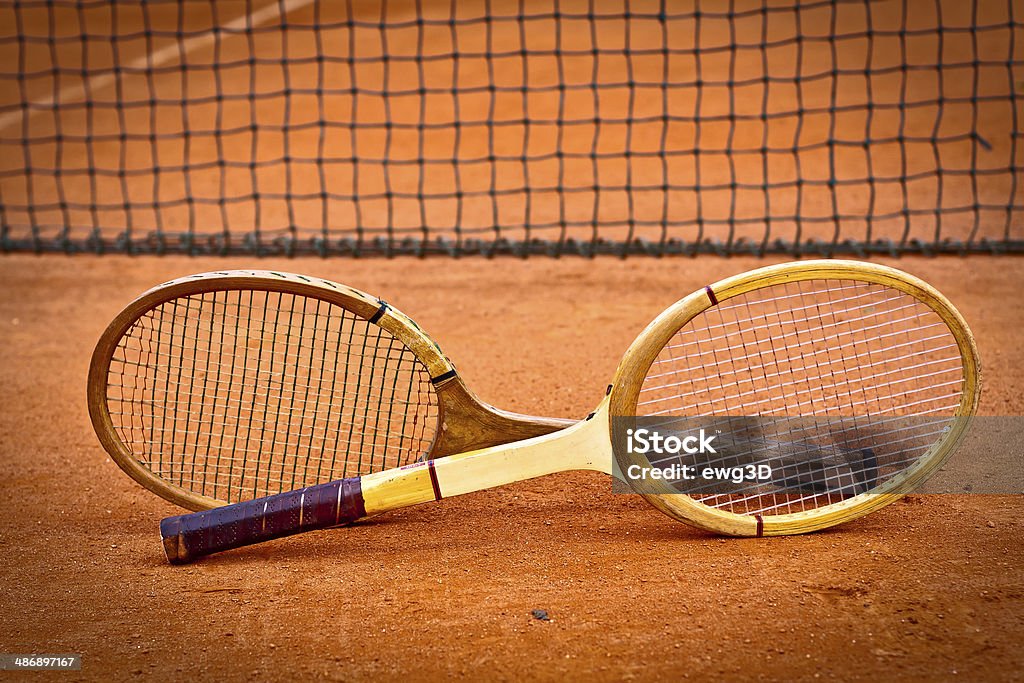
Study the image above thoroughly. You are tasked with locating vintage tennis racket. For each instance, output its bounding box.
[88,271,572,511]
[161,260,980,563]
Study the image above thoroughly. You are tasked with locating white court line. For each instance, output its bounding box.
[0,0,316,134]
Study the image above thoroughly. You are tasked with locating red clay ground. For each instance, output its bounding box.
[0,255,1021,681]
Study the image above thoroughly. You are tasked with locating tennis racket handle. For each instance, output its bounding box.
[160,478,365,564]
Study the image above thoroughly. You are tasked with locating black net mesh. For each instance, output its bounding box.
[1,0,1021,256]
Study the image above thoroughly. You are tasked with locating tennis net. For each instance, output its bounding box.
[1,0,1021,256]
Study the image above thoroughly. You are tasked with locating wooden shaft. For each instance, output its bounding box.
[361,400,612,515]
[160,402,613,564]
[431,375,574,457]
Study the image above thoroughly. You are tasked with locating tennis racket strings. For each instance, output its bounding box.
[106,288,438,504]
[635,278,968,516]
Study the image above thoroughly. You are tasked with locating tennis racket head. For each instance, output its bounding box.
[88,271,567,511]
[607,260,980,536]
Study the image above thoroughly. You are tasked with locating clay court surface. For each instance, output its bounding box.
[0,254,1019,680]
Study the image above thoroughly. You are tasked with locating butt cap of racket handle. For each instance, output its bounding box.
[160,478,366,564]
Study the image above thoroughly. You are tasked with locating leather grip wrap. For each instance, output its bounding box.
[160,478,366,564]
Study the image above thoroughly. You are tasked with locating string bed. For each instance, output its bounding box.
[638,279,965,515]
[105,290,438,502]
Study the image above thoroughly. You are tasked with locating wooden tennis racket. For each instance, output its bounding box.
[88,271,572,511]
[161,260,981,563]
